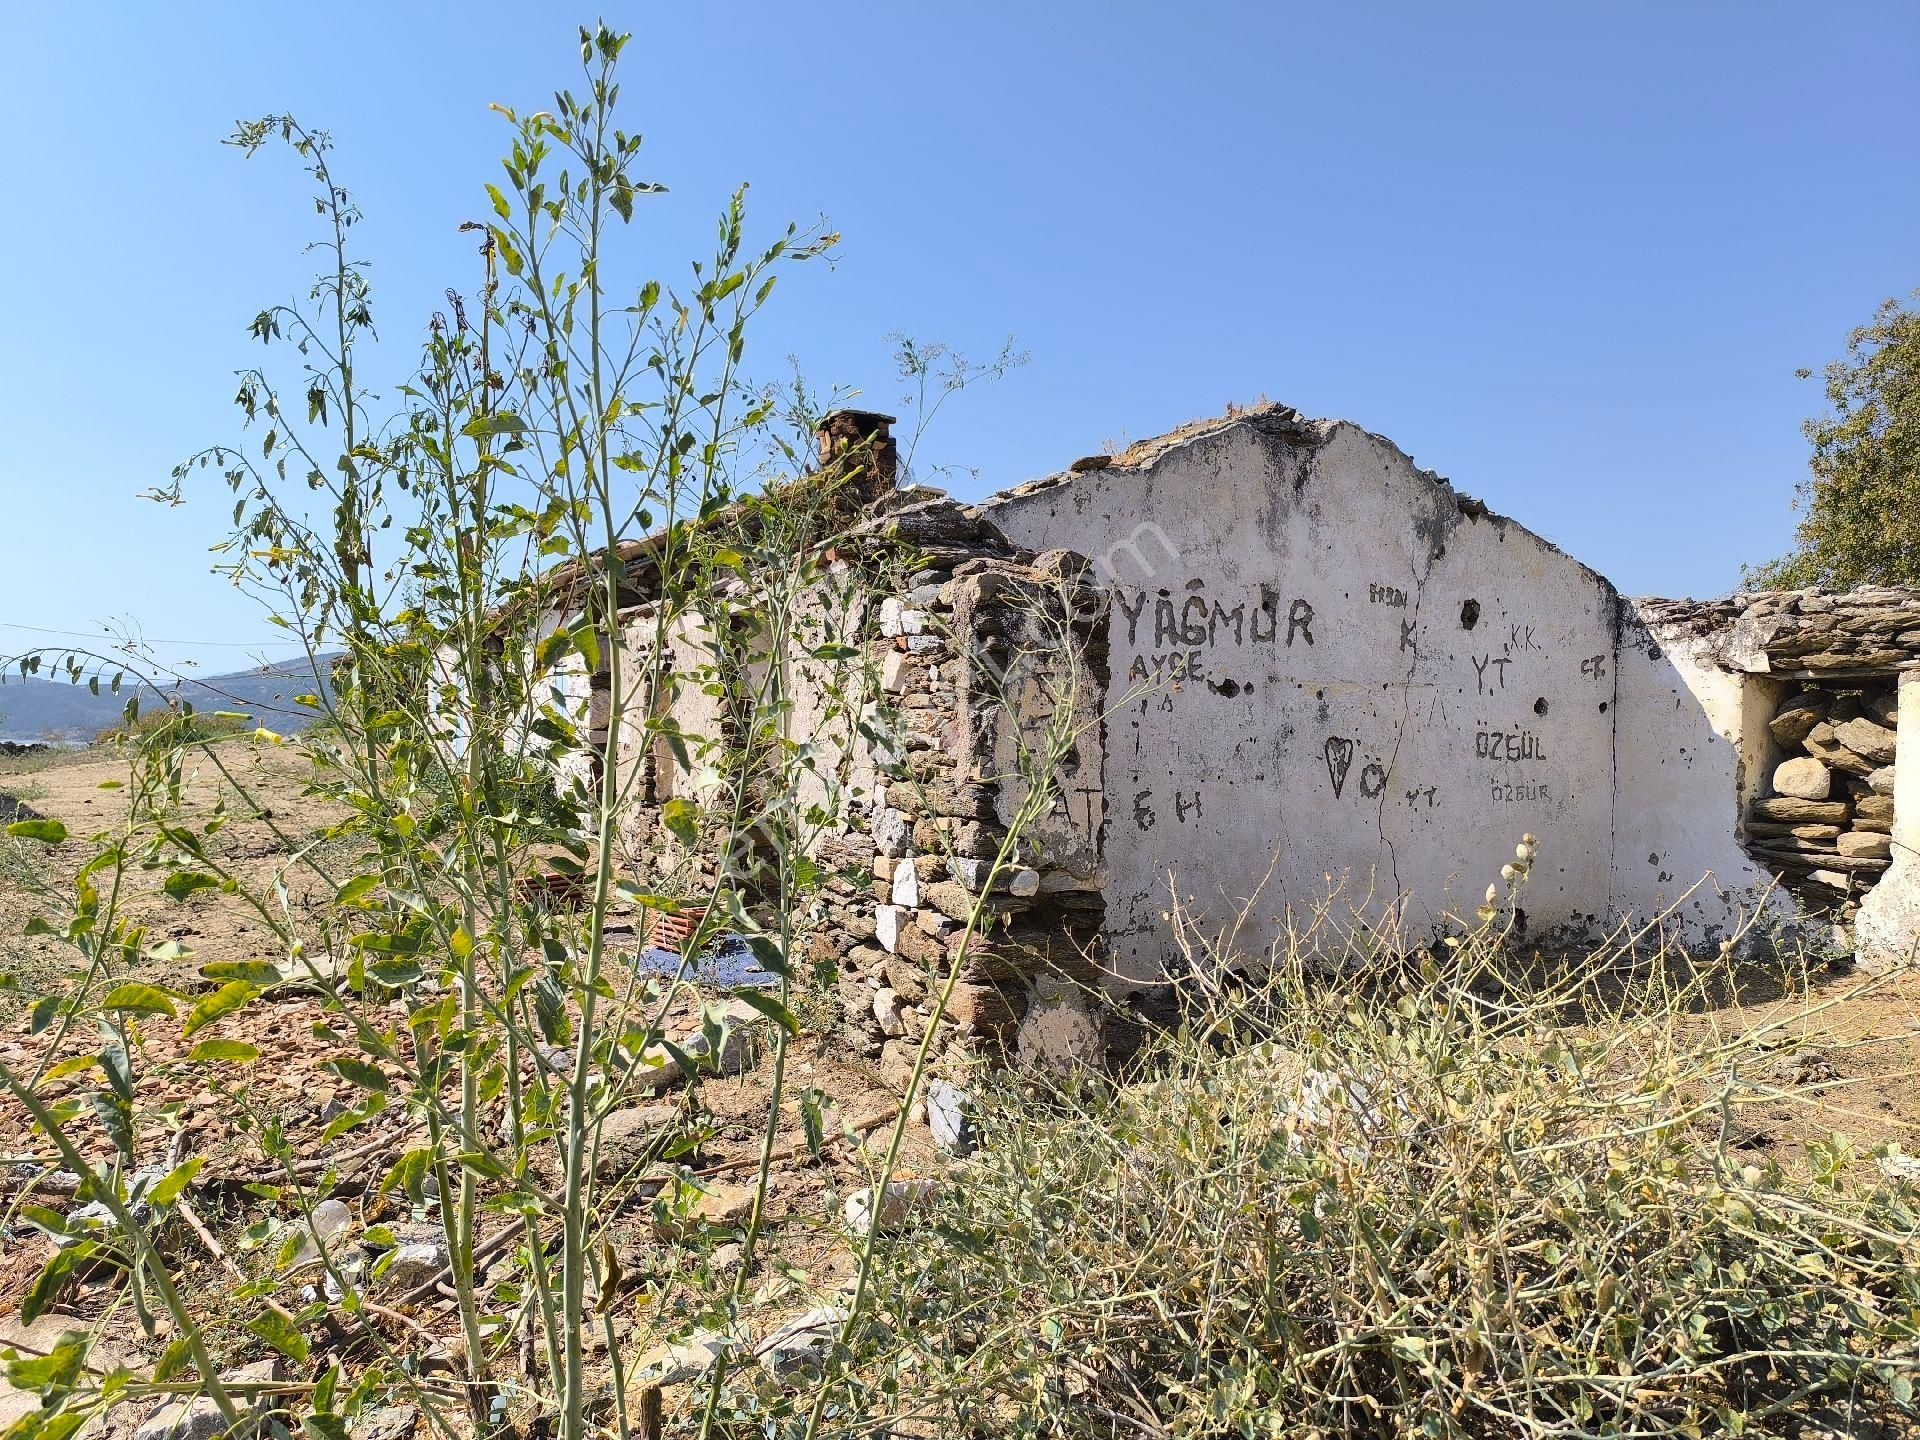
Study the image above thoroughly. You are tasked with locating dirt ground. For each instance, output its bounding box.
[0,739,937,1418]
[2,738,1918,1426]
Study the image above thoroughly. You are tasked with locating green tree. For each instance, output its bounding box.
[1749,290,1920,590]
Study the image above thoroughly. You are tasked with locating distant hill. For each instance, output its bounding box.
[0,656,338,745]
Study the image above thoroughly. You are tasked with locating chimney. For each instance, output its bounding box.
[815,409,899,503]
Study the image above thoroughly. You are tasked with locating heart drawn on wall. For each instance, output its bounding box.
[1323,736,1355,798]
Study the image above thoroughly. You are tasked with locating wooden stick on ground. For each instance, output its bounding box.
[360,1300,440,1345]
[177,1193,246,1283]
[178,1191,318,1335]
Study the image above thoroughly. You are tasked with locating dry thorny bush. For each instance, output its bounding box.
[828,871,1920,1439]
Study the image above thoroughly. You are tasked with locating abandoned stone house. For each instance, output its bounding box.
[536,403,1919,1070]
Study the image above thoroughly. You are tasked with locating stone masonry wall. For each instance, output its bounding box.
[982,405,1643,978]
[549,488,1114,1075]
[534,412,1920,1067]
[1743,682,1896,920]
[811,496,1111,1080]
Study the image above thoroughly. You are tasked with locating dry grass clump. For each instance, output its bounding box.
[91,705,254,747]
[835,906,1920,1437]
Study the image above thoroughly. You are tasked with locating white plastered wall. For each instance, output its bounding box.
[983,417,1627,986]
[1608,617,1797,948]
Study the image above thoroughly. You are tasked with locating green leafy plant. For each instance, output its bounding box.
[0,24,1061,1440]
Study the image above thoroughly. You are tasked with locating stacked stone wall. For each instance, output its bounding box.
[809,497,1110,1081]
[1746,682,1897,919]
[1638,586,1920,680]
[550,489,1114,1079]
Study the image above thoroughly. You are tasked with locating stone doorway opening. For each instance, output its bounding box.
[1743,680,1898,922]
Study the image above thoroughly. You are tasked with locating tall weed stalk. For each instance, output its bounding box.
[0,24,1049,1440]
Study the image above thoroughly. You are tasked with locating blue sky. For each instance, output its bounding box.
[2,2,1916,676]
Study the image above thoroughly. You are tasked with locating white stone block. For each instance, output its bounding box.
[872,987,908,1037]
[1014,977,1102,1075]
[1771,757,1831,800]
[880,650,910,694]
[873,808,910,857]
[924,1079,977,1155]
[842,1179,939,1236]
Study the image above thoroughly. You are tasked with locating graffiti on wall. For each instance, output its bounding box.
[1115,580,1319,690]
[1107,568,1587,942]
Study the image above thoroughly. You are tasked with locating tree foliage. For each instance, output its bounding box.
[1749,291,1920,590]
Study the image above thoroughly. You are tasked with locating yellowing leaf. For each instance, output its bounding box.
[181,981,259,1039]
